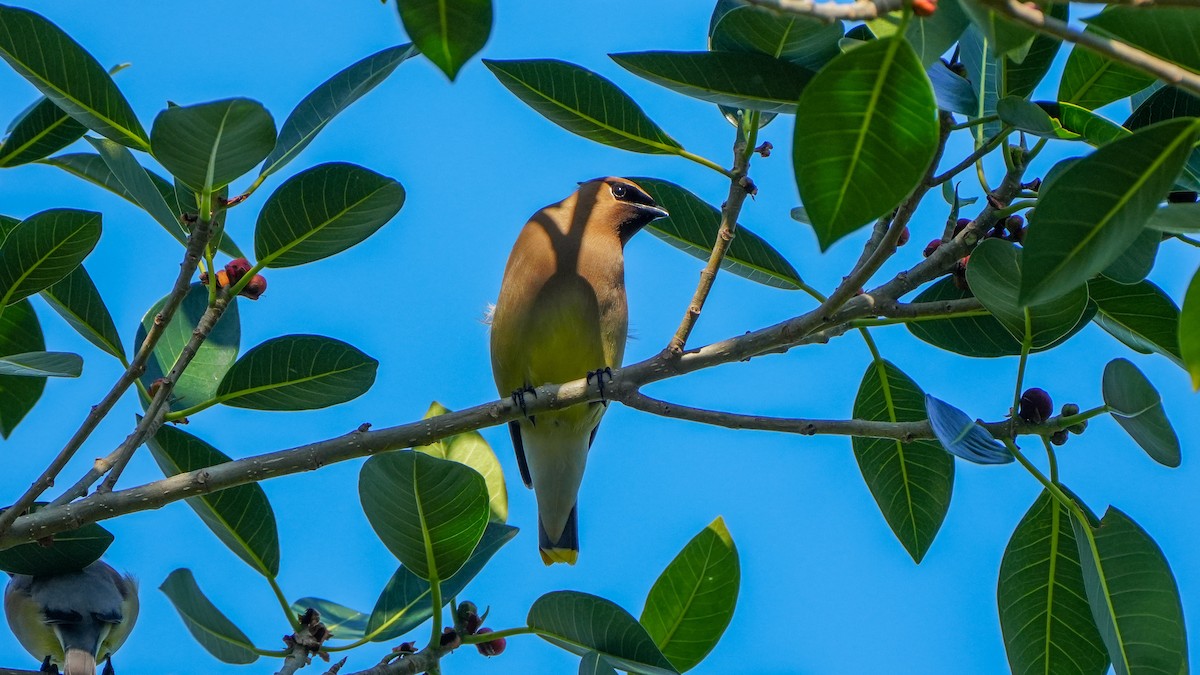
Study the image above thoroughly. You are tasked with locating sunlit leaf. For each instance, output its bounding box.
[0,96,85,167]
[1183,267,1200,389]
[416,402,507,522]
[397,0,491,80]
[214,335,378,411]
[151,98,276,193]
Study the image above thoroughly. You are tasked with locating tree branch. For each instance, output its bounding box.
[0,215,213,534]
[743,0,904,22]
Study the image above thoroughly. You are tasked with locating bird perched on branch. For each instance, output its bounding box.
[4,560,139,675]
[490,177,667,565]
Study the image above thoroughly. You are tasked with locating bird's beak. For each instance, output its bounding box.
[636,203,669,220]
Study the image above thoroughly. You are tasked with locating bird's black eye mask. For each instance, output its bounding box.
[607,181,657,207]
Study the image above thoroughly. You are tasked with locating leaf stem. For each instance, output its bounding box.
[949,115,999,131]
[459,626,534,644]
[1010,309,1033,437]
[674,148,735,179]
[429,576,443,648]
[267,575,302,632]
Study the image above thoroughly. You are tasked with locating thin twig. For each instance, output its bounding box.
[0,216,213,533]
[986,0,1200,98]
[930,126,1012,186]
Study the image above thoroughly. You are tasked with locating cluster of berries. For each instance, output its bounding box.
[199,257,267,300]
[923,215,1028,291]
[1018,388,1087,445]
[457,601,506,657]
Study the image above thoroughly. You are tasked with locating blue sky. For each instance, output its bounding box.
[1,1,1196,673]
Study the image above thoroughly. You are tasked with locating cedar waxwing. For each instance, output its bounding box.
[4,561,139,675]
[490,177,667,565]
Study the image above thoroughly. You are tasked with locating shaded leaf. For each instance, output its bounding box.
[794,37,939,249]
[1089,277,1182,367]
[1183,267,1200,389]
[0,96,86,167]
[632,177,802,290]
[1147,203,1200,234]
[580,652,619,675]
[0,352,80,377]
[925,394,1012,464]
[159,569,259,664]
[214,334,377,411]
[0,5,148,149]
[907,278,1023,357]
[1056,103,1128,147]
[150,98,276,193]
[1101,229,1159,285]
[1004,2,1068,99]
[640,517,739,672]
[959,26,1001,143]
[416,402,507,522]
[290,598,367,641]
[397,0,491,80]
[928,61,978,115]
[255,162,404,268]
[148,425,280,577]
[484,59,682,154]
[0,506,112,575]
[528,591,678,675]
[611,51,813,114]
[85,136,188,246]
[0,208,101,306]
[0,299,45,437]
[996,98,1079,140]
[709,6,843,70]
[1101,358,1180,467]
[852,360,955,562]
[41,265,124,360]
[359,450,489,580]
[906,0,970,67]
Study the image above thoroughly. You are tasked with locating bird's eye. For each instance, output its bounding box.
[611,184,628,199]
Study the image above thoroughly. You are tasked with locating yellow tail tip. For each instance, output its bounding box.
[540,547,578,565]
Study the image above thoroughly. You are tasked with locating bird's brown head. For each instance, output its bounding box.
[576,177,668,245]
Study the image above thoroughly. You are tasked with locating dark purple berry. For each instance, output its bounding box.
[475,628,506,656]
[1167,191,1198,203]
[1060,403,1080,417]
[1050,430,1069,446]
[923,238,942,257]
[1019,388,1053,424]
[953,218,971,236]
[897,226,910,246]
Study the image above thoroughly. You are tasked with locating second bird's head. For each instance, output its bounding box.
[577,177,669,244]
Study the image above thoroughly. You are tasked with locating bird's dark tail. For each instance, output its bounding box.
[538,504,578,565]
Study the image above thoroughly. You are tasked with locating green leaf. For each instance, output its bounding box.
[528,591,678,675]
[906,0,970,68]
[148,425,280,577]
[85,136,189,246]
[1125,86,1200,191]
[150,98,276,193]
[416,402,507,522]
[159,569,259,664]
[907,278,1023,357]
[1003,2,1067,99]
[0,97,86,167]
[926,395,1012,464]
[366,523,516,642]
[359,450,489,580]
[996,98,1079,140]
[1020,119,1200,306]
[709,6,843,70]
[135,283,241,412]
[1183,267,1200,389]
[0,351,80,377]
[1059,22,1157,110]
[483,59,683,155]
[580,652,619,675]
[611,51,813,114]
[1101,229,1159,285]
[1147,203,1200,234]
[958,0,1038,60]
[997,490,1108,675]
[928,61,978,115]
[793,37,938,249]
[1089,277,1182,367]
[0,506,112,575]
[0,299,45,437]
[967,239,1090,350]
[290,598,368,641]
[632,177,802,290]
[1101,358,1180,467]
[40,265,125,360]
[959,27,1001,143]
[851,360,954,562]
[1057,103,1128,147]
[262,44,418,178]
[254,162,405,268]
[0,208,101,306]
[214,334,378,411]
[1087,7,1200,72]
[0,5,148,149]
[1072,507,1188,675]
[40,152,172,207]
[640,517,739,672]
[397,0,491,80]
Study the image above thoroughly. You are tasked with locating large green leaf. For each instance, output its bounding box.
[290,598,368,641]
[135,283,241,412]
[632,177,802,290]
[928,61,978,115]
[1020,119,1200,306]
[793,37,938,249]
[611,51,813,114]
[967,239,1090,350]
[1183,267,1200,389]
[254,162,404,268]
[397,0,491,80]
[1101,229,1159,285]
[906,0,970,68]
[0,5,148,149]
[148,425,280,577]
[907,278,1022,357]
[851,359,954,562]
[262,44,417,177]
[1003,2,1068,99]
[416,402,507,523]
[580,652,619,675]
[1125,86,1200,190]
[1148,203,1200,234]
[366,523,516,642]
[159,569,259,664]
[709,6,843,70]
[958,0,1038,60]
[213,334,378,411]
[996,98,1080,140]
[86,136,189,246]
[0,299,45,437]
[640,517,739,672]
[0,208,101,306]
[483,59,683,154]
[150,98,276,193]
[1058,103,1129,148]
[1089,277,1182,367]
[0,352,80,378]
[359,450,489,580]
[41,152,173,207]
[1072,508,1188,675]
[528,591,678,675]
[998,490,1107,675]
[0,506,112,575]
[1101,358,1180,467]
[0,96,85,167]
[41,265,124,360]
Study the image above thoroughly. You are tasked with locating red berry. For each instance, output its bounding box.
[952,256,970,291]
[1019,388,1053,424]
[475,628,506,657]
[897,226,910,246]
[923,238,942,257]
[912,0,937,16]
[240,274,268,300]
[224,257,252,284]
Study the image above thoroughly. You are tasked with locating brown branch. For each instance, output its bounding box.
[0,215,213,534]
[986,0,1200,98]
[341,643,454,675]
[743,0,904,22]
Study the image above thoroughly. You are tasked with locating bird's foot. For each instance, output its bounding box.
[102,658,116,675]
[39,656,59,674]
[587,367,614,405]
[510,385,538,424]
